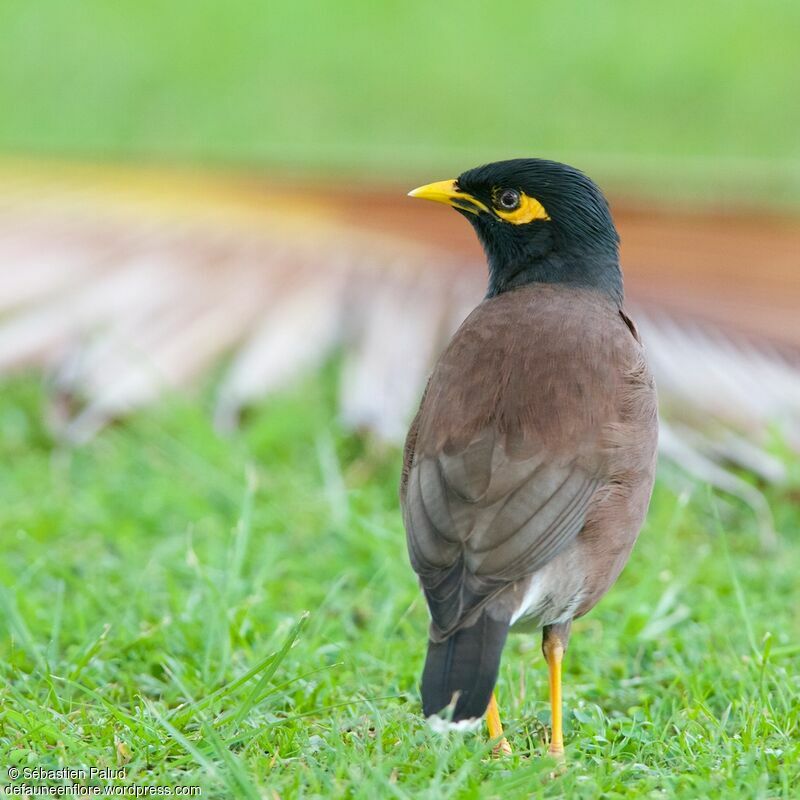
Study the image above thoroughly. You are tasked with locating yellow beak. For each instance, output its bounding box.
[407,179,489,215]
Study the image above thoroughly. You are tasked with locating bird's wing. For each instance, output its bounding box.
[404,430,601,635]
[401,284,641,638]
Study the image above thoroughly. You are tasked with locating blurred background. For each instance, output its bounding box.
[2,2,800,519]
[1,2,800,794]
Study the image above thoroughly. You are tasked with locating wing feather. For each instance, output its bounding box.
[405,445,600,635]
[401,285,644,638]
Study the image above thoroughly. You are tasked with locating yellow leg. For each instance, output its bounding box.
[544,638,565,758]
[485,692,512,755]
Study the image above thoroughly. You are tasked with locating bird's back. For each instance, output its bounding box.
[401,282,657,719]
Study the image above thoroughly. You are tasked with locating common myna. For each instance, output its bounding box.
[401,159,658,757]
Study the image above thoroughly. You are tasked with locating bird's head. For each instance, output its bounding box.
[409,159,622,302]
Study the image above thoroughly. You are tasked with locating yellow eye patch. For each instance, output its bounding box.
[494,192,550,225]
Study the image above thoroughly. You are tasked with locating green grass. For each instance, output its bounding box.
[1,1,800,203]
[2,373,799,798]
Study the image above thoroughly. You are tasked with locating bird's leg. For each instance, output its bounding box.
[542,621,572,758]
[485,691,512,756]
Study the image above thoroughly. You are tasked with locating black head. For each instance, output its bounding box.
[409,159,622,303]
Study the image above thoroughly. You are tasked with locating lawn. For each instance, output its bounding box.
[1,372,798,798]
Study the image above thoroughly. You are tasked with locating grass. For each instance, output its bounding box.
[1,371,799,798]
[1,1,800,204]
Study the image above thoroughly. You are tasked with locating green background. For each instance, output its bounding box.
[2,1,799,201]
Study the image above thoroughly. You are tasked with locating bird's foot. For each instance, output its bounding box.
[486,692,512,756]
[492,736,513,757]
[548,744,565,759]
[547,743,566,777]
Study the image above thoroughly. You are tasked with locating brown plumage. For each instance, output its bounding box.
[401,159,658,755]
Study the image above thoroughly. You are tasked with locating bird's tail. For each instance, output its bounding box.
[421,611,510,722]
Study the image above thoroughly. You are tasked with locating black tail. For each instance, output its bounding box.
[421,611,510,721]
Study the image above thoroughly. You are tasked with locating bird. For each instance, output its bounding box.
[400,158,658,757]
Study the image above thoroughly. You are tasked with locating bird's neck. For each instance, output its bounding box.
[485,247,623,305]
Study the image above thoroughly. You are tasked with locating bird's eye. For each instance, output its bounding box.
[497,189,520,211]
